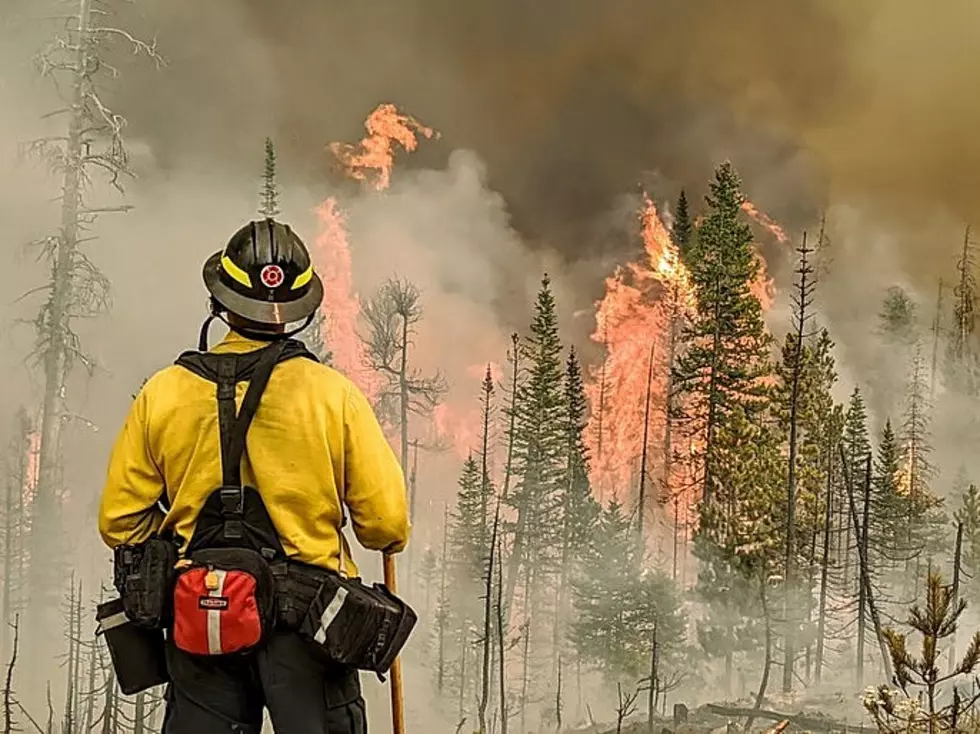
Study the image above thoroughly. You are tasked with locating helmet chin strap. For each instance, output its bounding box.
[198,302,314,352]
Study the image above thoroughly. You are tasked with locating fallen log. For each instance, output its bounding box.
[702,704,875,734]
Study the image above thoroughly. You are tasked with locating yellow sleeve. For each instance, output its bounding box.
[98,386,165,548]
[342,382,411,554]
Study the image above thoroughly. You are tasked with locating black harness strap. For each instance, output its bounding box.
[215,341,286,542]
[174,338,319,554]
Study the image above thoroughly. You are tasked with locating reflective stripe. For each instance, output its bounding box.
[207,569,227,655]
[221,255,252,287]
[313,587,348,645]
[99,611,129,632]
[291,264,313,290]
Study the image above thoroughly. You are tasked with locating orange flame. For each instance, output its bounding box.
[432,404,481,459]
[585,195,696,501]
[328,103,438,191]
[314,104,440,400]
[312,199,381,400]
[25,430,40,503]
[740,200,782,311]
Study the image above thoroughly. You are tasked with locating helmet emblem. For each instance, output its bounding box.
[260,264,284,288]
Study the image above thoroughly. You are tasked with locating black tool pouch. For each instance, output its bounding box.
[96,597,169,695]
[271,560,328,630]
[113,535,179,629]
[299,572,417,676]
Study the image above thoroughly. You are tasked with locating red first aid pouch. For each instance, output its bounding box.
[173,547,276,656]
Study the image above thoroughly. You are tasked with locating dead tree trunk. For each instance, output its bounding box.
[814,448,834,684]
[840,445,893,682]
[519,568,533,734]
[646,621,658,734]
[744,576,774,733]
[437,504,449,693]
[3,615,19,734]
[856,458,872,687]
[31,0,96,643]
[501,333,520,501]
[637,344,655,554]
[783,232,814,694]
[478,504,501,734]
[949,522,964,675]
[495,528,508,734]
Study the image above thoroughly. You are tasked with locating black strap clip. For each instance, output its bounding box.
[220,487,244,540]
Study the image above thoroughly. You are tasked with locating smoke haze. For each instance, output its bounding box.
[2,0,980,724]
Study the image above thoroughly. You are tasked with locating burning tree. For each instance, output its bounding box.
[20,0,159,640]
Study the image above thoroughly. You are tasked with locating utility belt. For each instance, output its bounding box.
[98,340,415,695]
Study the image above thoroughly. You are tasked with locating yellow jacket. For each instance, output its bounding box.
[98,331,410,576]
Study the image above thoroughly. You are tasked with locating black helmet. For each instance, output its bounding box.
[203,218,323,327]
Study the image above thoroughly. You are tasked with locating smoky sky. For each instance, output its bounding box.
[72,0,858,259]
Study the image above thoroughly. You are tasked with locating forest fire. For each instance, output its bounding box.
[313,198,380,400]
[314,103,440,399]
[585,194,695,504]
[741,199,783,311]
[432,403,482,459]
[25,428,40,503]
[328,103,437,191]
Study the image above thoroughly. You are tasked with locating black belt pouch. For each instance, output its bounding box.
[300,573,417,675]
[114,536,178,629]
[96,597,169,695]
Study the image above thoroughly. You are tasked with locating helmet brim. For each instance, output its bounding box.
[203,252,324,326]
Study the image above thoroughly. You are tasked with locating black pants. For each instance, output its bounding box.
[162,630,366,733]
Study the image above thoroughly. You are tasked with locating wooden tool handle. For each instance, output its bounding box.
[383,553,406,734]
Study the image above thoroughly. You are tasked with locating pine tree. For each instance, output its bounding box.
[552,350,600,689]
[501,275,568,722]
[672,189,693,258]
[839,388,871,591]
[503,274,566,609]
[451,456,487,593]
[674,161,773,507]
[259,137,280,218]
[879,286,918,346]
[694,405,783,693]
[897,348,947,599]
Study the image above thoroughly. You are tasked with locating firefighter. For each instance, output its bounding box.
[98,219,410,733]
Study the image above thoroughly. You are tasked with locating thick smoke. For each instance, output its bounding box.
[2,0,980,722]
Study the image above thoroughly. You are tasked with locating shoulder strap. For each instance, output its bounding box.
[176,338,318,383]
[221,340,287,487]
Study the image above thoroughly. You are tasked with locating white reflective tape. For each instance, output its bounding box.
[313,587,348,645]
[207,569,227,655]
[99,611,129,632]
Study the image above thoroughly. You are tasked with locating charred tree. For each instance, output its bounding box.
[840,443,894,682]
[782,232,815,693]
[495,523,508,734]
[477,502,500,734]
[814,445,835,684]
[436,503,450,693]
[637,344,655,553]
[2,615,19,734]
[362,276,446,521]
[948,522,964,675]
[856,457,872,687]
[23,0,160,642]
[501,333,521,501]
